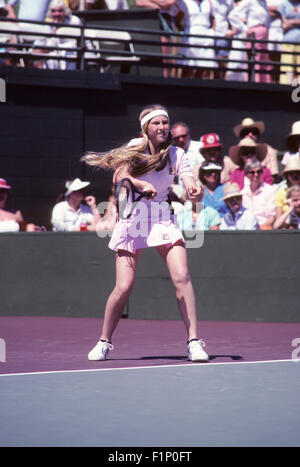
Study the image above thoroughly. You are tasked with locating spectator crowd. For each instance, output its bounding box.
[1,117,300,233]
[0,0,299,83]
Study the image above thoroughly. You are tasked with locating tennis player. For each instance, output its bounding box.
[81,104,209,362]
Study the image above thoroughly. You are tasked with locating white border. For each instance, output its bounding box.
[0,358,297,378]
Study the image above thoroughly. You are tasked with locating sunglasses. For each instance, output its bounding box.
[287,172,300,178]
[0,189,8,194]
[248,169,262,175]
[241,149,256,157]
[240,128,260,138]
[51,8,64,12]
[203,170,220,176]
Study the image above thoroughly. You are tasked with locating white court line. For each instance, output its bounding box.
[0,358,298,378]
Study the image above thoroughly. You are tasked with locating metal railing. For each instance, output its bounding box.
[0,16,299,83]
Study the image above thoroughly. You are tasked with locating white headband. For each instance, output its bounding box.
[140,109,169,129]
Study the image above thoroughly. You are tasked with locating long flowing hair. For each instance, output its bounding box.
[81,105,172,177]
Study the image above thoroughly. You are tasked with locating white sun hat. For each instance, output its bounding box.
[65,178,90,197]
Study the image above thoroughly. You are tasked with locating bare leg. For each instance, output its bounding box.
[100,249,141,342]
[156,242,198,340]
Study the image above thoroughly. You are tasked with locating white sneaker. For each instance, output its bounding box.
[88,340,114,361]
[188,339,209,362]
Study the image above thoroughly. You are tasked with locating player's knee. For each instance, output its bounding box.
[172,270,190,289]
[115,281,134,299]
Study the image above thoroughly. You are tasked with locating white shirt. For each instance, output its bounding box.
[211,0,234,34]
[0,219,20,233]
[177,0,214,31]
[186,139,205,171]
[220,206,259,229]
[242,182,276,225]
[228,0,270,33]
[51,201,94,231]
[105,0,128,9]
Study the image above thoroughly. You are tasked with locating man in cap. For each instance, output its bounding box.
[220,182,259,230]
[233,117,280,183]
[195,132,238,184]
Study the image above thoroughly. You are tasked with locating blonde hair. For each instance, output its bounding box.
[81,104,172,177]
[287,184,300,199]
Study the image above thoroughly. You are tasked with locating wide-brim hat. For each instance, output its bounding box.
[0,178,12,190]
[281,156,300,176]
[229,137,267,165]
[221,182,242,201]
[233,117,265,138]
[286,121,300,152]
[65,178,90,197]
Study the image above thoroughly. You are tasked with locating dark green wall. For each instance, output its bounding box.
[0,231,299,322]
[0,66,297,229]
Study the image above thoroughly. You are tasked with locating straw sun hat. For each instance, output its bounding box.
[221,183,242,201]
[229,137,267,165]
[281,156,300,176]
[233,117,265,138]
[286,121,300,153]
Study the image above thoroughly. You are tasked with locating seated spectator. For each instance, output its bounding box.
[196,132,237,183]
[51,177,101,231]
[172,121,204,174]
[176,200,221,231]
[0,178,45,232]
[229,136,272,189]
[33,0,82,70]
[233,117,280,182]
[273,184,300,229]
[281,121,300,166]
[171,121,204,202]
[277,0,300,85]
[198,161,227,217]
[242,159,276,229]
[275,156,300,219]
[220,182,259,229]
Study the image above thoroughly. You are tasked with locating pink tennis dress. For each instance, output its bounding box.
[108,142,193,253]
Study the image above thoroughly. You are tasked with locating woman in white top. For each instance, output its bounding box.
[228,0,271,82]
[33,0,82,70]
[177,0,217,78]
[51,178,101,231]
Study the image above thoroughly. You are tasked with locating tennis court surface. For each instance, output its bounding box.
[0,316,300,448]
